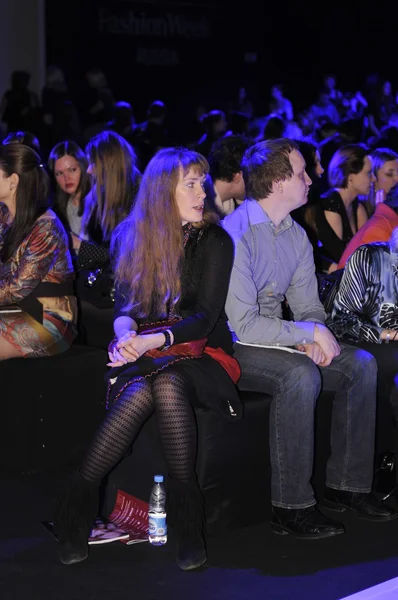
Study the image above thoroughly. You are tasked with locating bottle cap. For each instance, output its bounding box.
[154,474,164,483]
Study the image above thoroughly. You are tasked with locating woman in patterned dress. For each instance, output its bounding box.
[0,143,77,359]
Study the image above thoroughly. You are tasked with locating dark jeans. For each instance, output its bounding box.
[233,343,377,509]
[348,340,398,487]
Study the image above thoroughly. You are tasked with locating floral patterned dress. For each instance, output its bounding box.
[0,206,77,357]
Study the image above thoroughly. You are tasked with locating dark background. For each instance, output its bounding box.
[45,0,396,121]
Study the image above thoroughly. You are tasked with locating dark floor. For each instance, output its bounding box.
[1,467,398,600]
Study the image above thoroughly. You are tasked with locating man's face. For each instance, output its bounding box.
[280,150,312,211]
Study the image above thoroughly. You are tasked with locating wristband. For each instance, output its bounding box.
[158,329,172,351]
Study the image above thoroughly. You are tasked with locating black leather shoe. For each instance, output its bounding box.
[271,505,345,539]
[323,487,398,522]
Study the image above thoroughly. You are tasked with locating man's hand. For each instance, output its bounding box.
[296,342,326,365]
[314,324,341,367]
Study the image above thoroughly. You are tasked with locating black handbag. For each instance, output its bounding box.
[316,268,345,313]
[75,262,115,309]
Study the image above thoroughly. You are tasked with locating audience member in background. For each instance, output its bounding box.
[47,140,92,240]
[51,101,84,149]
[223,137,394,541]
[262,114,285,141]
[323,74,343,106]
[268,84,293,122]
[226,111,250,137]
[310,89,341,126]
[74,131,141,268]
[0,70,40,134]
[41,65,69,127]
[206,134,252,216]
[80,68,114,132]
[3,130,41,157]
[0,143,77,359]
[312,144,371,270]
[55,147,241,571]
[231,86,254,119]
[132,100,172,170]
[194,109,228,158]
[338,148,398,268]
[105,101,136,146]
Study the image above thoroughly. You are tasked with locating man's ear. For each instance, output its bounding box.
[273,179,283,194]
[232,171,243,183]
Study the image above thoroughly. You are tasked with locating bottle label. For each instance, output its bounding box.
[148,512,167,536]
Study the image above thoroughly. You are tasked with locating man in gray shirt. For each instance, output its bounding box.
[222,138,396,539]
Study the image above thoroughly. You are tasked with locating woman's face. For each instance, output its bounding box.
[0,168,14,203]
[350,156,375,196]
[376,160,398,195]
[54,155,82,195]
[314,150,324,178]
[175,168,207,225]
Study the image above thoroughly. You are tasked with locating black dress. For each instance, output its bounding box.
[315,189,359,265]
[106,224,242,420]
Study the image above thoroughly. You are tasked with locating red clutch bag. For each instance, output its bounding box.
[138,321,207,359]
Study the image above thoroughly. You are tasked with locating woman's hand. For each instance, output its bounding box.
[115,334,154,364]
[107,330,138,367]
[71,233,82,253]
[327,262,339,274]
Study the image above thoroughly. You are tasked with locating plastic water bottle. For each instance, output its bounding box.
[148,474,167,546]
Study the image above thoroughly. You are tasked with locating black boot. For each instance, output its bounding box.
[55,472,99,565]
[167,476,207,571]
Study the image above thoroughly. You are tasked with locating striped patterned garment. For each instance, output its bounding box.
[327,242,398,343]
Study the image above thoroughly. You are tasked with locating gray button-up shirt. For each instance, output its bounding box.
[222,199,326,346]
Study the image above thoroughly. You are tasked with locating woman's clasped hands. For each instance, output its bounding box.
[107,331,151,367]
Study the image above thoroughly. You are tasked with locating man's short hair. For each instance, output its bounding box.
[208,134,252,182]
[242,138,298,200]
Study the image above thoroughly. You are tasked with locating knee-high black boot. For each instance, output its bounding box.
[166,476,207,571]
[55,472,99,565]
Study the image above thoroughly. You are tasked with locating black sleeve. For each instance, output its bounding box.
[170,227,234,344]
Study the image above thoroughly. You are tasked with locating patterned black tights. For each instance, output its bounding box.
[80,371,197,484]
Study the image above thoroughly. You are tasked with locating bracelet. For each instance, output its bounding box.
[393,330,398,342]
[158,329,172,352]
[385,333,391,344]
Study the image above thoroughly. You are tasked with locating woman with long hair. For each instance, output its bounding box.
[313,144,373,270]
[0,143,77,359]
[362,147,398,217]
[55,147,241,571]
[47,140,92,239]
[74,130,141,268]
[337,148,398,269]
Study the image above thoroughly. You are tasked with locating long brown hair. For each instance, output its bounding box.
[85,130,140,242]
[112,147,218,318]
